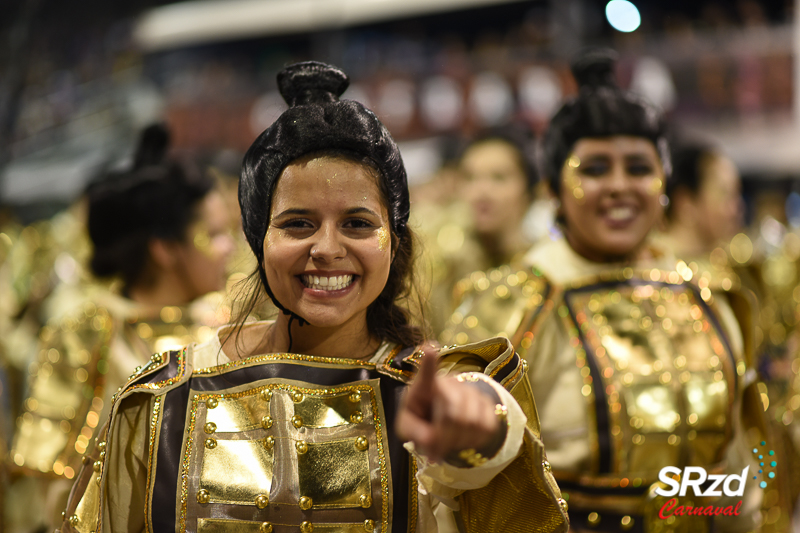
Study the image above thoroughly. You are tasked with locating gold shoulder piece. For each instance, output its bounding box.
[442,267,550,347]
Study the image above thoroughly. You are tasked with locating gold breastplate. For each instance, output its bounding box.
[562,275,739,477]
[184,379,389,533]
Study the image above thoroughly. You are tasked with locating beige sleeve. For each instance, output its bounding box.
[405,374,527,533]
[101,393,153,533]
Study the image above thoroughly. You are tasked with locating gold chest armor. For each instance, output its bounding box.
[561,276,739,478]
[183,379,390,533]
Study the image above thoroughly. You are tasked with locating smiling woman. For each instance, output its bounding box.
[57,62,569,533]
[443,49,769,532]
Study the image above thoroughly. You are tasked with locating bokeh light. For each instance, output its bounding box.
[606,0,641,33]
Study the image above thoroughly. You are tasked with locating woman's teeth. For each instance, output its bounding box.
[302,274,354,291]
[607,206,635,221]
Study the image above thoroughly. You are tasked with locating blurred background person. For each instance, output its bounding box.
[416,128,538,337]
[6,124,234,533]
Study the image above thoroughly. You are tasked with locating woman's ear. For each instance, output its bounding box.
[148,238,180,270]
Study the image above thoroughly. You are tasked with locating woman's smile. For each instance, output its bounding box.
[299,271,356,292]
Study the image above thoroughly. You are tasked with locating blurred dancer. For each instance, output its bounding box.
[443,49,772,531]
[7,125,234,533]
[417,128,537,337]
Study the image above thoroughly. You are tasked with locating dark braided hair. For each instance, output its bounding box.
[237,61,423,348]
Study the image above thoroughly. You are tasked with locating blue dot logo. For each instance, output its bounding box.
[751,441,777,489]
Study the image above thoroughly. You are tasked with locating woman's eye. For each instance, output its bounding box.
[627,164,654,176]
[579,163,609,177]
[344,218,374,229]
[279,219,314,230]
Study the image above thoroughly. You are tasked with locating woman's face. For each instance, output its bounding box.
[560,136,665,262]
[460,140,531,236]
[263,155,393,329]
[177,191,235,299]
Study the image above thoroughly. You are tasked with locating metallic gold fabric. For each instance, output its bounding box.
[200,439,274,504]
[297,439,371,508]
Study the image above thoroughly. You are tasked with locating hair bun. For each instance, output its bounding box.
[277,61,349,107]
[571,48,619,90]
[133,123,170,170]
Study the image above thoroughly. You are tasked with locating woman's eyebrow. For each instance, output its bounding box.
[272,208,312,219]
[345,207,380,217]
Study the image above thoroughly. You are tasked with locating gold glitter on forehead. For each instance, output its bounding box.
[376,226,390,252]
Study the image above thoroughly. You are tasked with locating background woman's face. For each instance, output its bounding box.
[263,155,392,329]
[460,140,531,236]
[560,136,665,262]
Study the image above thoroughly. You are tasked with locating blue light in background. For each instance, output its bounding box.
[606,0,641,33]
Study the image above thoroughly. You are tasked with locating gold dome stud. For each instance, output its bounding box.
[150,353,161,363]
[196,489,210,504]
[543,459,551,472]
[350,411,363,424]
[96,476,101,485]
[61,511,66,520]
[355,436,368,451]
[205,438,217,449]
[299,496,313,510]
[300,521,314,533]
[360,494,372,508]
[99,451,106,460]
[255,494,269,509]
[204,422,217,434]
[82,455,91,464]
[265,436,275,450]
[206,398,218,409]
[260,389,272,401]
[261,416,273,429]
[364,519,375,531]
[93,461,102,472]
[97,441,106,451]
[296,440,308,455]
[69,515,79,526]
[291,415,303,428]
[292,391,304,403]
[260,523,273,533]
[349,391,361,403]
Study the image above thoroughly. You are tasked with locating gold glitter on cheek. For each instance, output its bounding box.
[562,155,585,205]
[648,177,664,196]
[376,227,390,252]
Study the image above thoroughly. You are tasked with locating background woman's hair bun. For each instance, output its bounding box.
[133,123,171,170]
[571,48,619,90]
[277,61,350,107]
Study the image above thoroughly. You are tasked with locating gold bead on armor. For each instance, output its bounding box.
[82,455,91,465]
[355,436,368,451]
[296,440,308,455]
[205,438,217,449]
[350,411,363,424]
[299,496,313,510]
[97,441,106,451]
[300,522,314,533]
[150,353,161,363]
[262,416,273,429]
[206,398,218,409]
[265,436,275,449]
[260,523,273,533]
[543,459,551,472]
[255,494,269,509]
[292,391,304,403]
[260,389,272,401]
[197,489,210,504]
[360,494,372,508]
[61,511,66,520]
[349,391,361,403]
[69,515,79,526]
[292,415,303,428]
[364,519,375,531]
[93,461,102,472]
[204,422,217,434]
[96,476,101,485]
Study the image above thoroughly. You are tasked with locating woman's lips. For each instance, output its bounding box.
[600,205,638,228]
[301,273,354,291]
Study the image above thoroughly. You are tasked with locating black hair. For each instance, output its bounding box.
[238,61,423,348]
[461,126,538,193]
[542,48,671,195]
[87,124,214,292]
[665,141,718,220]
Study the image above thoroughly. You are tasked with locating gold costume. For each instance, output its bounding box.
[443,237,765,532]
[8,287,218,532]
[57,321,569,533]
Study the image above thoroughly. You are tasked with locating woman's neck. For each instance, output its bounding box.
[563,229,645,265]
[233,311,381,360]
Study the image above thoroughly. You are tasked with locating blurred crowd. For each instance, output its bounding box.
[4,1,800,532]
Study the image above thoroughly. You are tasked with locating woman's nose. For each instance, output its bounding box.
[310,224,346,261]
